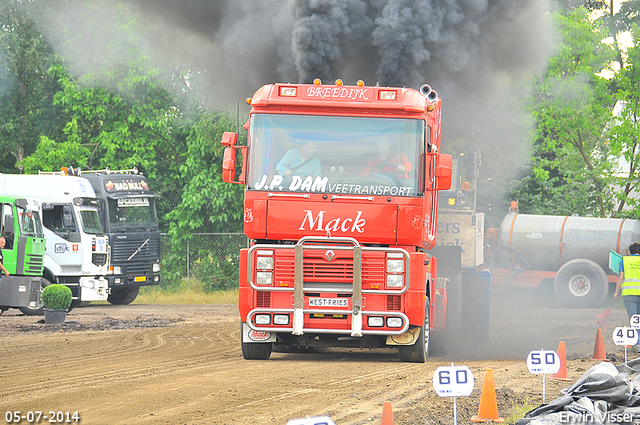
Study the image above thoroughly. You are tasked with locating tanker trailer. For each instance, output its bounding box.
[487,204,640,308]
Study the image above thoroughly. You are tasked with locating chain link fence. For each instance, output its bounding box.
[160,233,248,291]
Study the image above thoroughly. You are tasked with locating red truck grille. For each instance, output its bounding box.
[273,251,385,285]
[257,291,270,308]
[387,295,402,311]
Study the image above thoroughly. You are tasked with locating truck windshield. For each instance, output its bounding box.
[247,114,424,197]
[78,208,103,235]
[17,206,43,238]
[107,197,158,229]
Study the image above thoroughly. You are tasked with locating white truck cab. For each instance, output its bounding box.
[0,174,109,312]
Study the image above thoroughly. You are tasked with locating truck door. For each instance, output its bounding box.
[42,204,80,242]
[1,203,15,250]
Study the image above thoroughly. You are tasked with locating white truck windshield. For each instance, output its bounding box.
[79,208,104,235]
[107,197,157,229]
[247,114,424,197]
[17,206,43,238]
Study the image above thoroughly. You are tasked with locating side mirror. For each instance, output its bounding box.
[220,132,247,185]
[222,147,237,183]
[221,132,238,147]
[62,205,74,230]
[3,214,14,235]
[435,154,452,191]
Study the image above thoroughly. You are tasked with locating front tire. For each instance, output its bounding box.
[399,299,429,363]
[108,286,140,305]
[554,259,608,308]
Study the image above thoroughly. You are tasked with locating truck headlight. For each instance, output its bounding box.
[256,271,273,285]
[387,317,403,328]
[256,256,274,270]
[368,316,384,327]
[255,314,271,325]
[274,314,290,325]
[153,263,161,272]
[111,266,122,275]
[386,259,404,273]
[386,274,404,288]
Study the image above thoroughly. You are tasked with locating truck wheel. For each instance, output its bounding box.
[108,287,140,305]
[398,299,429,363]
[554,259,608,308]
[241,324,272,360]
[18,277,51,316]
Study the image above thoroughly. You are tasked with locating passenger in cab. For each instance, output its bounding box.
[360,139,412,178]
[276,141,322,178]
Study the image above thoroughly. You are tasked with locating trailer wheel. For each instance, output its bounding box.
[108,287,140,305]
[18,277,51,316]
[554,259,608,308]
[241,324,272,360]
[398,299,429,363]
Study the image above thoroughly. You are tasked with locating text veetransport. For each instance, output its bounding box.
[253,174,414,196]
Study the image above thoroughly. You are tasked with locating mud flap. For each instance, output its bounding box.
[462,269,490,342]
[429,246,462,334]
[0,276,40,308]
[242,323,276,343]
[386,326,420,346]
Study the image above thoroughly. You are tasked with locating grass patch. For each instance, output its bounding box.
[133,278,238,305]
[505,399,538,424]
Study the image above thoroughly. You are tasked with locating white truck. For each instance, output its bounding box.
[0,174,109,314]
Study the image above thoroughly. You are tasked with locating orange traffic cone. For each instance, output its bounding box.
[591,328,609,361]
[550,341,572,381]
[471,368,505,423]
[380,401,394,425]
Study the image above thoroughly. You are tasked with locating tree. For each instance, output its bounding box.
[0,1,64,172]
[167,111,244,237]
[509,7,617,217]
[607,24,640,217]
[18,2,191,230]
[160,111,244,290]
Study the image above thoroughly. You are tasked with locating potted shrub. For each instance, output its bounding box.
[41,284,72,324]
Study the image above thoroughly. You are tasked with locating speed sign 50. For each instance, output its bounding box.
[526,350,560,375]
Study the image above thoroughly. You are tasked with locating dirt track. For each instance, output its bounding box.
[0,287,634,425]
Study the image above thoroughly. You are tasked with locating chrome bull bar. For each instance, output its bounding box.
[246,308,410,336]
[247,236,411,338]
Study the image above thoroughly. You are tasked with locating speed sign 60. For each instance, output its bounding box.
[433,365,474,397]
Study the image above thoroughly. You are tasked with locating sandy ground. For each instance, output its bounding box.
[0,287,634,425]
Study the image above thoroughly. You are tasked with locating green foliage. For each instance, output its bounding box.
[166,111,245,237]
[505,399,539,424]
[15,2,192,231]
[0,1,65,172]
[509,7,618,217]
[606,24,640,217]
[41,283,72,310]
[191,252,240,292]
[159,233,246,293]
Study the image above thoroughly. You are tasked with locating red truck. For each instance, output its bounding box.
[221,79,452,362]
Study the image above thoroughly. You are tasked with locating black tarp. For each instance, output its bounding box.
[516,359,640,425]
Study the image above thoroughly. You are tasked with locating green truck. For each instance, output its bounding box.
[0,197,46,313]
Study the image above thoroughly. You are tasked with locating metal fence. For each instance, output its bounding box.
[160,233,248,291]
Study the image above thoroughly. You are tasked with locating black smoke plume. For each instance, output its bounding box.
[37,0,553,220]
